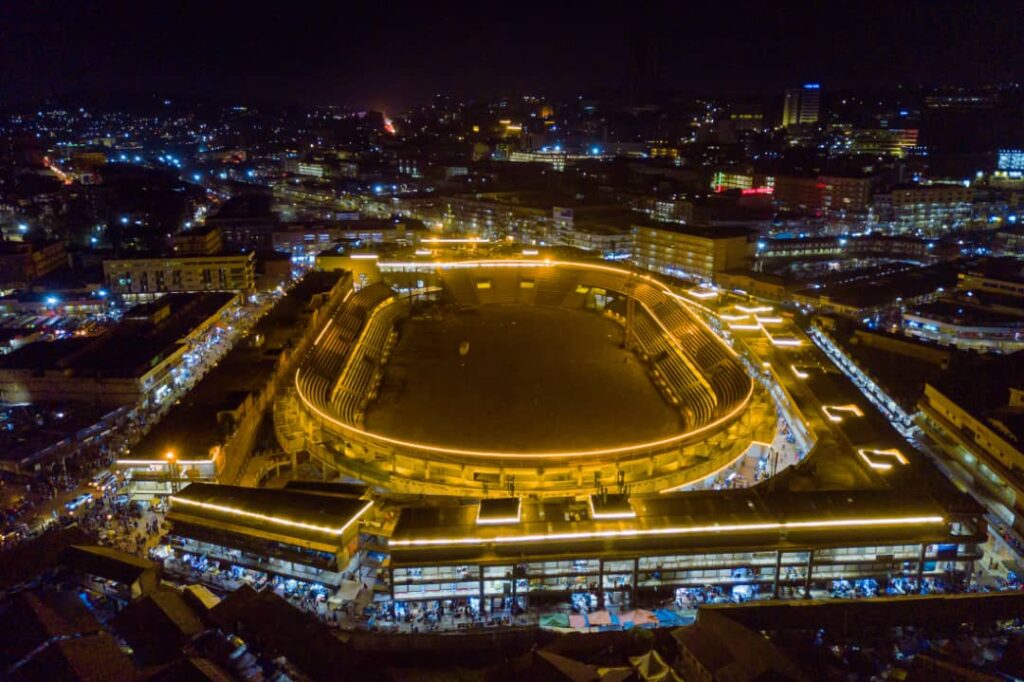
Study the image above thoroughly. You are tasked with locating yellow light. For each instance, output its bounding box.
[735,305,773,314]
[685,288,718,300]
[313,319,333,347]
[117,458,214,466]
[822,404,864,422]
[172,497,374,537]
[475,502,521,526]
[389,515,945,548]
[297,366,754,459]
[719,314,750,322]
[420,238,490,244]
[858,448,909,470]
[588,497,637,520]
[165,450,176,462]
[349,253,379,260]
[790,365,809,379]
[294,259,756,460]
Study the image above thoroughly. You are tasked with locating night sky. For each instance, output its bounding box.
[1,0,1020,110]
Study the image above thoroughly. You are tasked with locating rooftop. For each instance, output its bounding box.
[131,273,343,460]
[636,222,754,240]
[931,351,1024,446]
[906,300,1024,328]
[387,480,969,566]
[169,482,372,546]
[0,292,236,379]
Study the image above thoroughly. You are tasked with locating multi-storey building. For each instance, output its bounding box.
[171,226,223,256]
[889,184,973,234]
[773,175,823,210]
[819,175,877,213]
[632,223,751,282]
[848,128,919,158]
[958,259,1024,299]
[103,253,255,294]
[918,355,1024,535]
[782,84,821,127]
[0,293,237,409]
[0,240,67,286]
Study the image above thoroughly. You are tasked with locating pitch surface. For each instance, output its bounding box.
[364,304,683,451]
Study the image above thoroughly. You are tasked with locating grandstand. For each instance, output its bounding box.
[288,260,773,497]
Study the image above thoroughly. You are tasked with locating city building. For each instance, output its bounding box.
[958,258,1024,299]
[782,84,821,127]
[203,193,280,251]
[0,292,237,408]
[166,483,375,588]
[772,175,823,210]
[918,354,1024,535]
[903,301,1024,353]
[171,225,223,256]
[819,174,877,213]
[117,272,350,495]
[888,183,973,234]
[632,223,751,281]
[848,128,920,158]
[711,169,775,193]
[0,241,67,287]
[103,253,255,294]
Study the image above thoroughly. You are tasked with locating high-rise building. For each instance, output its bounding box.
[782,83,821,127]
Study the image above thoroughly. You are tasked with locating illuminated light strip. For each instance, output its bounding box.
[728,323,762,331]
[297,364,753,459]
[685,289,718,300]
[858,448,909,471]
[735,305,773,314]
[790,365,809,379]
[476,501,522,526]
[766,332,803,347]
[522,249,539,256]
[172,497,374,537]
[719,314,750,322]
[664,290,717,317]
[755,316,784,324]
[414,249,433,256]
[350,253,379,260]
[822,404,865,423]
[659,289,743,360]
[117,459,215,466]
[421,238,490,244]
[588,496,637,520]
[313,319,333,347]
[294,261,756,459]
[389,515,945,547]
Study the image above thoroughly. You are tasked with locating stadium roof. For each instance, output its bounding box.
[387,484,973,566]
[169,483,373,546]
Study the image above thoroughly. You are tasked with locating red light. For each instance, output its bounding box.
[740,187,773,195]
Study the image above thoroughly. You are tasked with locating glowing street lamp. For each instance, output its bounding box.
[165,450,179,494]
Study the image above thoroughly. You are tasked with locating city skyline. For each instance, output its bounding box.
[1,4,1024,679]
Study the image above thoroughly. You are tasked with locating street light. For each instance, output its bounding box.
[165,450,178,494]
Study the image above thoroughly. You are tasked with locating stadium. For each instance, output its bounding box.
[286,259,777,496]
